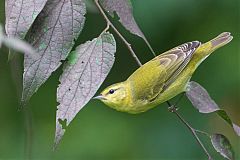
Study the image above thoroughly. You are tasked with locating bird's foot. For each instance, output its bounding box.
[168,105,179,112]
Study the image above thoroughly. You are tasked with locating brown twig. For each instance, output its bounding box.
[167,102,212,160]
[95,0,142,67]
[95,0,212,159]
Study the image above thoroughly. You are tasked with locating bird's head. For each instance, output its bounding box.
[93,82,129,110]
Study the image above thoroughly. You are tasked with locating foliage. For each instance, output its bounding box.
[21,0,86,105]
[186,81,240,136]
[211,134,234,160]
[1,0,239,159]
[55,32,116,147]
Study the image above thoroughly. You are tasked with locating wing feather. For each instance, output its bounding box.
[127,41,201,102]
[159,41,201,92]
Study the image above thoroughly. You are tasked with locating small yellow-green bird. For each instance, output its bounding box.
[94,32,233,114]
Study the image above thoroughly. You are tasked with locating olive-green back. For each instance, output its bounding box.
[127,41,201,102]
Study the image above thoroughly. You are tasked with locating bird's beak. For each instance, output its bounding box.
[93,94,106,100]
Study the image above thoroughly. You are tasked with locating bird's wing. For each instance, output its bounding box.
[128,41,201,102]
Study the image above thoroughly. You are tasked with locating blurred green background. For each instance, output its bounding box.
[0,0,239,159]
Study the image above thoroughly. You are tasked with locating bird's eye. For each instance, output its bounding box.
[109,89,115,94]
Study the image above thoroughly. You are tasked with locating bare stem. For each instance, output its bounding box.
[94,0,142,66]
[143,37,156,57]
[24,107,33,160]
[167,102,212,160]
[9,55,33,159]
[195,129,211,137]
[95,0,212,159]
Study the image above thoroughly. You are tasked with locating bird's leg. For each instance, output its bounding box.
[167,104,178,112]
[167,93,184,112]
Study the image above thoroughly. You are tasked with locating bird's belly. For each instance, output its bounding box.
[118,102,156,114]
[125,75,191,114]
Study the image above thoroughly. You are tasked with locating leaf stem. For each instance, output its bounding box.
[195,129,211,137]
[143,37,156,57]
[95,0,212,159]
[100,22,110,35]
[94,0,142,67]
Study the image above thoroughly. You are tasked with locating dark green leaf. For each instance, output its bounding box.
[211,134,234,160]
[21,0,86,105]
[5,0,48,38]
[217,110,240,136]
[54,32,116,147]
[186,81,240,136]
[99,0,155,55]
[85,0,98,13]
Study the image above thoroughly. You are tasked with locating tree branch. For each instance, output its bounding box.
[95,0,142,67]
[167,102,212,160]
[95,0,212,159]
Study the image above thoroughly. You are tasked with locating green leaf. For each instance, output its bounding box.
[211,134,235,160]
[216,110,240,136]
[54,32,116,148]
[99,0,155,55]
[21,0,86,105]
[186,81,240,136]
[5,0,48,38]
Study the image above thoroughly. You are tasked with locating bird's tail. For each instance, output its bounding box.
[193,32,233,63]
[209,32,233,51]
